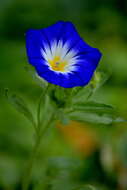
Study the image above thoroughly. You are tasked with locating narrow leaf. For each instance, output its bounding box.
[5,89,36,127]
[73,101,114,114]
[68,111,126,125]
[68,111,113,125]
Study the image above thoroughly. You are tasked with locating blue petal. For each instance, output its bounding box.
[40,21,80,48]
[75,48,102,70]
[41,21,65,44]
[36,68,61,86]
[26,29,49,66]
[72,49,102,86]
[40,21,93,52]
[26,21,65,66]
[72,37,94,54]
[28,57,46,68]
[59,22,80,48]
[58,73,84,88]
[59,22,95,54]
[72,66,95,86]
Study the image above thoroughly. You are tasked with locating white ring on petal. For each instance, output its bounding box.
[41,40,79,73]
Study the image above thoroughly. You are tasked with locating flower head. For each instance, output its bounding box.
[26,21,102,88]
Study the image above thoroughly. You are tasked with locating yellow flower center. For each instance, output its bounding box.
[48,56,67,72]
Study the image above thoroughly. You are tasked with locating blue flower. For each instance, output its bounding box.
[26,21,102,88]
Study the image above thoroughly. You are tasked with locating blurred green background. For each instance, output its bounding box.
[0,0,127,189]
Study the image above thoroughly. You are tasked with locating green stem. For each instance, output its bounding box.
[86,85,95,101]
[22,116,54,190]
[22,84,53,190]
[40,114,55,137]
[37,84,49,131]
[22,133,41,190]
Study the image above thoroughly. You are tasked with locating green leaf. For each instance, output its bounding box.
[5,89,36,127]
[72,101,114,114]
[68,111,112,125]
[67,100,127,125]
[114,117,127,123]
[68,111,126,125]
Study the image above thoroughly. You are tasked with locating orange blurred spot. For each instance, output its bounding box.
[57,121,98,156]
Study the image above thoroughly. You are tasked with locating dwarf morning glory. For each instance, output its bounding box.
[26,21,102,88]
